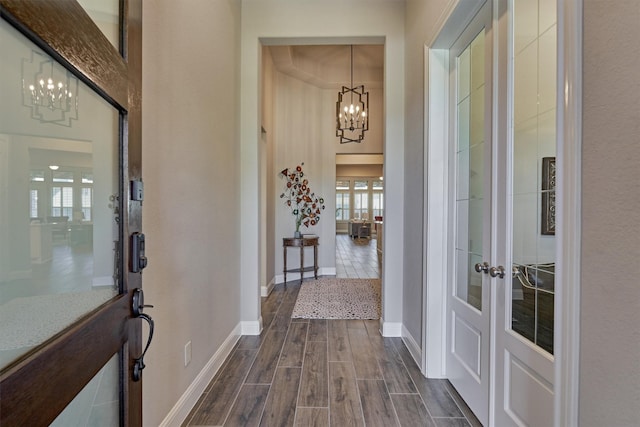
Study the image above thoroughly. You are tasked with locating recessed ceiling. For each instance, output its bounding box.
[269,45,384,89]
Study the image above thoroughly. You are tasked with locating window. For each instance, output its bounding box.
[81,172,93,184]
[52,186,73,218]
[373,180,384,218]
[52,171,75,183]
[336,180,350,220]
[30,189,39,218]
[353,180,369,219]
[81,187,93,221]
[30,170,45,182]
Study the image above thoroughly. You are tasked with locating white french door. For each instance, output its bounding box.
[493,0,557,425]
[446,1,557,426]
[446,3,492,424]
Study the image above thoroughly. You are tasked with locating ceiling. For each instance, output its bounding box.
[269,45,384,89]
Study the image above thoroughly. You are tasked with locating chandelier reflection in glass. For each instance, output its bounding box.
[336,45,368,144]
[22,50,79,127]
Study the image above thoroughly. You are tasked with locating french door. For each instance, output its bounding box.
[447,1,557,426]
[0,1,145,426]
[446,3,492,424]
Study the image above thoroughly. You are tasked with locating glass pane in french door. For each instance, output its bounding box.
[76,0,121,51]
[510,0,556,354]
[455,29,485,311]
[0,20,119,369]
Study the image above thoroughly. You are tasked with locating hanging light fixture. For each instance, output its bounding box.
[336,45,368,144]
[21,50,79,127]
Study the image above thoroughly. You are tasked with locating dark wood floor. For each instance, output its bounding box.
[183,282,481,426]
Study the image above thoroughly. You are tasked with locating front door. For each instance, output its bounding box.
[0,1,145,425]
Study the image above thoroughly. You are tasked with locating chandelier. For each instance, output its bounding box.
[336,45,368,144]
[22,50,79,127]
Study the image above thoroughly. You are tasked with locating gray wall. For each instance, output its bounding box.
[142,1,242,425]
[581,2,640,425]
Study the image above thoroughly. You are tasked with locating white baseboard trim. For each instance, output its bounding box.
[5,269,31,281]
[401,325,423,368]
[380,319,402,337]
[274,267,336,284]
[92,275,114,287]
[241,319,262,335]
[261,278,275,297]
[159,323,241,427]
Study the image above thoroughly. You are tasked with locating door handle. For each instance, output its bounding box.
[474,262,489,274]
[489,265,506,279]
[131,288,154,382]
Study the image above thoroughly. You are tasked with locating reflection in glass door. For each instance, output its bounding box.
[455,29,486,312]
[510,0,557,355]
[0,20,119,371]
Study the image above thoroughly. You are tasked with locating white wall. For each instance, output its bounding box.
[580,2,640,426]
[403,0,453,359]
[142,1,242,425]
[241,0,406,332]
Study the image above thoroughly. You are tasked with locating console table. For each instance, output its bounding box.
[283,235,319,285]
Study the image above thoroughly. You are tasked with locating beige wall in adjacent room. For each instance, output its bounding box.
[141,0,242,425]
[581,2,640,426]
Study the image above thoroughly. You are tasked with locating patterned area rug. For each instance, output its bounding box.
[292,278,381,319]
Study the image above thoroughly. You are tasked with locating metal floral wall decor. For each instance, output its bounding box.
[279,163,325,238]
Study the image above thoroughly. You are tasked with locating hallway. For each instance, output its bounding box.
[182,274,481,426]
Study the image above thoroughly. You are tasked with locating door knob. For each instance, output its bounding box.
[489,265,506,279]
[474,262,489,274]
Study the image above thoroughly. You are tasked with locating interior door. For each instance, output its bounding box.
[0,1,145,425]
[493,0,557,425]
[446,3,492,425]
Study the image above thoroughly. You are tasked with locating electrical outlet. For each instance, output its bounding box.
[184,341,192,367]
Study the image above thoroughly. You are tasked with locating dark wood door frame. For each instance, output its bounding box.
[0,1,143,425]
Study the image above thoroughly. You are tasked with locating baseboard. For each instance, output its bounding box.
[320,267,336,277]
[261,278,275,297]
[401,325,423,368]
[159,323,241,427]
[92,275,114,287]
[274,267,336,284]
[241,319,262,335]
[380,319,402,337]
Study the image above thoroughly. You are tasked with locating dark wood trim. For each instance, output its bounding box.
[0,295,130,426]
[0,0,128,108]
[124,0,143,425]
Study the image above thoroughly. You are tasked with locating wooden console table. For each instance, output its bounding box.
[283,235,319,285]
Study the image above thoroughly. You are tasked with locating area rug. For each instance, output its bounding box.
[291,278,381,319]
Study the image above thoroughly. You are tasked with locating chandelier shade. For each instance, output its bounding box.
[336,45,368,144]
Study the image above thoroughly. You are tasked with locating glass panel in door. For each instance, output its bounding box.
[76,0,121,51]
[510,0,556,354]
[455,29,485,311]
[0,20,119,369]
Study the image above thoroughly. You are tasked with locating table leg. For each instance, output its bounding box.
[283,246,287,286]
[314,244,318,279]
[300,245,304,284]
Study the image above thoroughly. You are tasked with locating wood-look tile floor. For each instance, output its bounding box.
[183,280,482,427]
[335,234,380,279]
